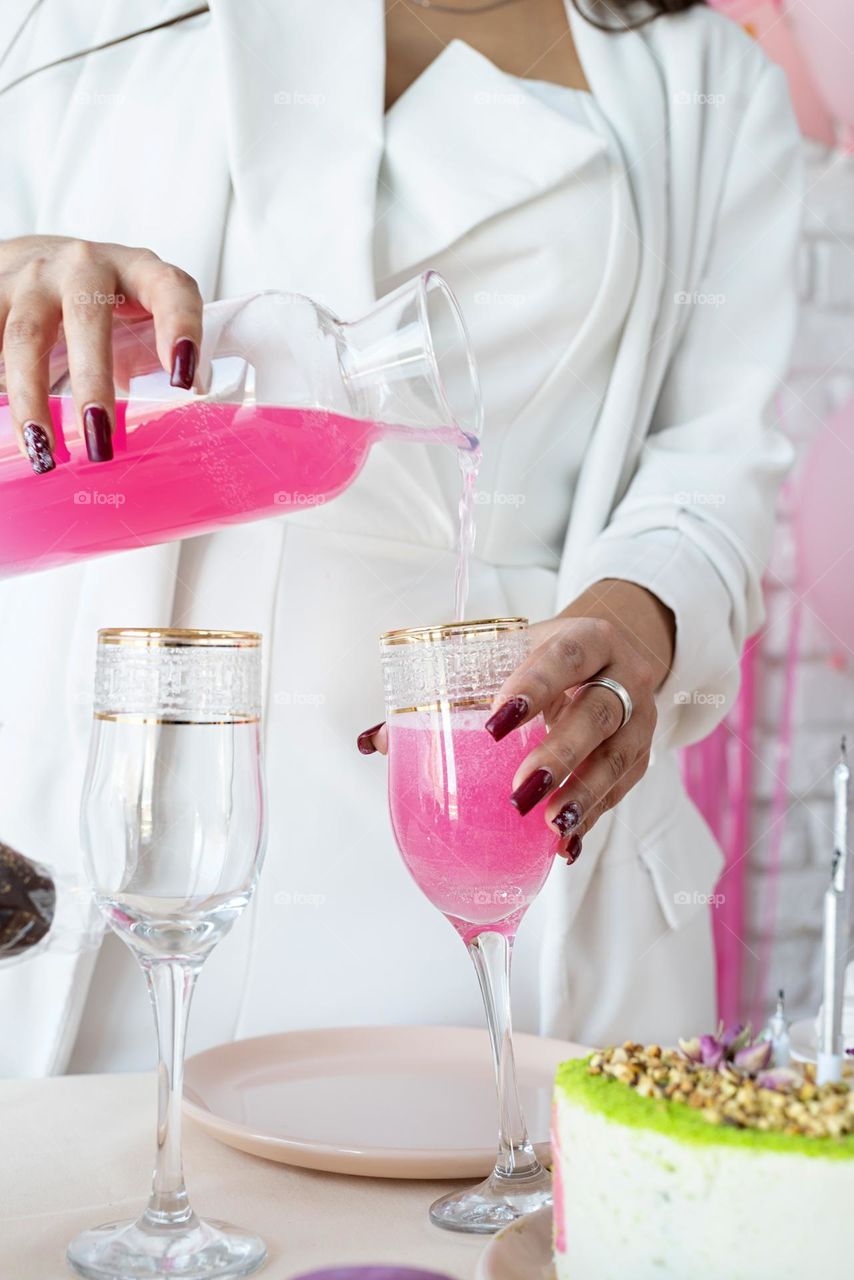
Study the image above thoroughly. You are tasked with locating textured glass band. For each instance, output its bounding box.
[94,628,262,723]
[380,618,529,713]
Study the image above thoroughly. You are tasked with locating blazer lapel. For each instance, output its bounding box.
[557,3,671,592]
[377,39,609,277]
[544,6,673,991]
[208,0,385,313]
[0,1,197,95]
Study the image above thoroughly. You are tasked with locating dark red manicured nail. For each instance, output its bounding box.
[170,338,197,390]
[357,722,384,755]
[554,801,582,837]
[485,696,529,743]
[22,422,55,475]
[510,767,554,817]
[565,834,582,865]
[83,405,113,462]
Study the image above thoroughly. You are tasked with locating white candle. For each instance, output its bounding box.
[818,881,844,1085]
[833,737,849,894]
[768,989,791,1068]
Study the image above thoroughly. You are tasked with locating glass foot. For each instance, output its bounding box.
[429,1163,552,1235]
[67,1212,267,1280]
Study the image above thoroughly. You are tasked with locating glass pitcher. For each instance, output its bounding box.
[0,272,482,578]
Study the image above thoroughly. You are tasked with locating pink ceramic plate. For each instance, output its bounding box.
[184,1026,587,1179]
[475,1206,554,1280]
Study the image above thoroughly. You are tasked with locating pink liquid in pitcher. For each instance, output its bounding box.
[0,396,476,580]
[388,709,555,944]
[0,396,393,578]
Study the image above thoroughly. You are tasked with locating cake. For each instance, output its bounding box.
[552,1033,854,1280]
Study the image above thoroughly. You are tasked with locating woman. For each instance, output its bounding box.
[0,0,801,1075]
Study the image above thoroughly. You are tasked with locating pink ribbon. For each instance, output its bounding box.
[681,587,800,1025]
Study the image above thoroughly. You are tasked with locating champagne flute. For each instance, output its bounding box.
[380,618,555,1234]
[67,628,267,1280]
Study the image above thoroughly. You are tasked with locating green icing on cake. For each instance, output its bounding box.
[556,1056,854,1160]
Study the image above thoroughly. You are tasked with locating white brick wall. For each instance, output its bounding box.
[742,142,854,1024]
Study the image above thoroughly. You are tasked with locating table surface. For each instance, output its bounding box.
[2,1072,491,1280]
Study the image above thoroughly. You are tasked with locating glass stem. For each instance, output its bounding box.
[467,930,542,1179]
[142,958,199,1226]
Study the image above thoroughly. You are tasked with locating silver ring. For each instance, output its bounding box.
[576,676,633,730]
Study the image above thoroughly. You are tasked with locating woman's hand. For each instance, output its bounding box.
[487,580,675,862]
[0,235,202,472]
[357,580,675,863]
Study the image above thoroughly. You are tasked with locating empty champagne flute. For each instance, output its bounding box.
[67,628,267,1280]
[380,618,555,1234]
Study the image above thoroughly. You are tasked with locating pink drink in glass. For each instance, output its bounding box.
[388,708,555,944]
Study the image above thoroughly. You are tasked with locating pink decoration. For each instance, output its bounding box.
[708,0,767,18]
[685,395,854,1022]
[724,633,759,1024]
[685,3,854,1024]
[796,397,854,657]
[785,0,854,144]
[683,620,802,1028]
[682,636,759,1025]
[749,596,802,1028]
[708,0,835,144]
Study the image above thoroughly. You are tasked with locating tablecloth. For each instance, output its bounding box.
[2,1072,488,1279]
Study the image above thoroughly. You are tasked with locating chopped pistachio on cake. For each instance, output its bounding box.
[586,1038,854,1138]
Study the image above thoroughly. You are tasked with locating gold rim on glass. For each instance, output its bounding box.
[388,696,495,716]
[98,628,261,648]
[380,617,527,646]
[93,714,260,725]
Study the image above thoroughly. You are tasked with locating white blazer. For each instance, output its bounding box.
[0,1,802,1073]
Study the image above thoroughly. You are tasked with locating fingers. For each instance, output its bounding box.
[545,724,650,843]
[357,722,387,755]
[508,675,631,805]
[553,759,649,865]
[121,250,203,389]
[0,238,204,473]
[1,282,59,473]
[485,618,613,743]
[62,254,120,462]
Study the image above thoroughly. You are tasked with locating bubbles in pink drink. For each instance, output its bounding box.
[387,708,555,944]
